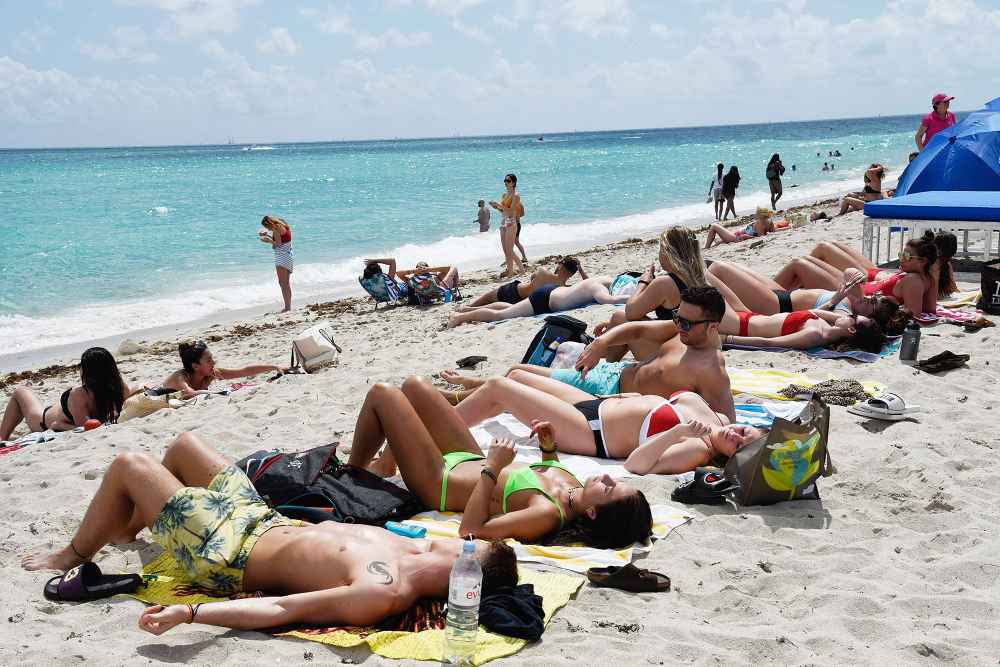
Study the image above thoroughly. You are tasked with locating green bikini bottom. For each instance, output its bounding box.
[439,451,485,512]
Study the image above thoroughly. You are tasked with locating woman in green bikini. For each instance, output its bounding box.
[347,376,652,548]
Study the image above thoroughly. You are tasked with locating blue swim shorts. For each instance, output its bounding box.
[549,361,630,396]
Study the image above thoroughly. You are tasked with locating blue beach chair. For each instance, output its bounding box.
[358,274,408,310]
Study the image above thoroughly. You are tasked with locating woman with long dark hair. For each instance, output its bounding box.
[348,376,656,547]
[161,341,284,399]
[721,166,740,220]
[1,347,134,441]
[766,154,785,209]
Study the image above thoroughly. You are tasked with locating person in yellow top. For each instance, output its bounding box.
[489,173,527,278]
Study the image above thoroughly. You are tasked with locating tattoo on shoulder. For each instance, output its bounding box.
[367,560,393,585]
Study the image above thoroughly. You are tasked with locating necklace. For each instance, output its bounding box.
[568,487,578,514]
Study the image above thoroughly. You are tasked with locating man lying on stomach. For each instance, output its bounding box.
[21,432,516,634]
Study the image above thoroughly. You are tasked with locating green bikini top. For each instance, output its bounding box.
[502,461,582,527]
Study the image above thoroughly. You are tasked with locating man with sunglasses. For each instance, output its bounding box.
[440,287,734,421]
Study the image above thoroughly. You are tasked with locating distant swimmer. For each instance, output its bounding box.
[538,136,544,141]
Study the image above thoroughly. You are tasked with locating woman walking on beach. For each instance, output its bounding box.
[766,154,785,209]
[721,166,740,220]
[490,173,526,278]
[1,347,135,441]
[708,163,725,221]
[258,215,293,312]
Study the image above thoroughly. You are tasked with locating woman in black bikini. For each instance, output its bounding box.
[1,347,134,441]
[836,164,887,216]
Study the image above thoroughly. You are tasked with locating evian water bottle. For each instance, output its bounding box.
[444,539,482,664]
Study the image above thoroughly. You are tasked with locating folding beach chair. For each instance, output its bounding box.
[358,275,408,310]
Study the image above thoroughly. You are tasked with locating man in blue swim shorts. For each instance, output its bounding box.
[548,360,630,395]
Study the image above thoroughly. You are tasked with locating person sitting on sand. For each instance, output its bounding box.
[774,232,953,315]
[161,341,285,399]
[449,372,761,475]
[708,260,883,316]
[704,207,775,249]
[461,256,585,310]
[347,376,652,544]
[835,164,888,216]
[447,276,627,328]
[1,347,139,441]
[22,432,518,632]
[441,287,735,422]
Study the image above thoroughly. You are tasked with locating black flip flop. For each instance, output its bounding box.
[587,563,670,593]
[670,467,735,505]
[43,562,142,602]
[456,355,487,369]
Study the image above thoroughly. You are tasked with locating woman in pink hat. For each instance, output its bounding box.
[915,94,956,150]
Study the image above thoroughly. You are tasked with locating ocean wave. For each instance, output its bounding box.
[0,171,879,359]
[147,206,172,215]
[242,145,275,151]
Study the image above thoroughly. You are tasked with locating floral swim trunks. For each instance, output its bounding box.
[150,465,299,595]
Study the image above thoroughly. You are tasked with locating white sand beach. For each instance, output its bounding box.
[2,207,999,666]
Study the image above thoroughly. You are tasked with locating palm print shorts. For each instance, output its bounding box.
[150,465,299,595]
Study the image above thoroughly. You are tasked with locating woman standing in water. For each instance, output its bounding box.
[490,173,526,278]
[721,166,741,220]
[258,215,293,312]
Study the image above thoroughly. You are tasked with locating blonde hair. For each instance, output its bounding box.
[659,226,708,288]
[261,215,290,235]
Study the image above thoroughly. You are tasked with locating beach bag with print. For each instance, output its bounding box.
[724,394,833,505]
[407,273,458,305]
[610,271,642,297]
[290,321,341,372]
[979,260,1000,315]
[521,314,594,367]
[235,444,426,525]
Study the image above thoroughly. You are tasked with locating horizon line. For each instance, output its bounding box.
[0,109,949,152]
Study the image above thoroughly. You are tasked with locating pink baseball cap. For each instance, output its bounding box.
[932,93,954,104]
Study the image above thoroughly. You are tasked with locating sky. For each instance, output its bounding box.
[1,0,998,148]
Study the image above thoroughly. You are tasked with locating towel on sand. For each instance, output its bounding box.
[725,337,901,363]
[133,552,582,665]
[405,504,690,574]
[728,368,886,400]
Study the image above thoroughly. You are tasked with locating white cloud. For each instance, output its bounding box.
[256,27,300,55]
[308,6,353,34]
[353,28,432,52]
[649,23,671,38]
[491,13,517,30]
[559,0,632,37]
[115,0,260,38]
[80,26,159,63]
[450,19,491,42]
[423,0,485,16]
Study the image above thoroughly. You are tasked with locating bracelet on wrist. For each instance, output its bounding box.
[539,442,557,453]
[638,280,650,286]
[185,603,194,624]
[480,467,498,483]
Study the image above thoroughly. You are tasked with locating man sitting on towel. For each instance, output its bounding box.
[441,286,735,422]
[22,432,517,633]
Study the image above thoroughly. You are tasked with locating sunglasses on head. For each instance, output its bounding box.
[672,309,714,332]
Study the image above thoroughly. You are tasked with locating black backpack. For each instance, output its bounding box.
[235,444,427,524]
[520,314,594,367]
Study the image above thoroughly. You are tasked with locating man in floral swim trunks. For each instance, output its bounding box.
[22,433,517,633]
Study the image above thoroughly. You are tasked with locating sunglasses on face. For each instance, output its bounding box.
[672,310,714,332]
[899,250,914,260]
[504,179,512,183]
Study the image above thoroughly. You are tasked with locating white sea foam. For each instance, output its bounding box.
[0,171,871,360]
[147,206,172,215]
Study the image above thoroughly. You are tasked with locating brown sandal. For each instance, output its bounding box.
[587,563,671,593]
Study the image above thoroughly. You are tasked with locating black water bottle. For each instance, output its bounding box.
[899,320,921,364]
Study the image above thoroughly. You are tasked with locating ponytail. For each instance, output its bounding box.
[933,232,958,296]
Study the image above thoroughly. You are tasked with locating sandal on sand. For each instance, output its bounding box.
[914,350,970,374]
[43,562,141,602]
[456,355,487,369]
[847,392,921,421]
[587,563,670,593]
[671,467,735,505]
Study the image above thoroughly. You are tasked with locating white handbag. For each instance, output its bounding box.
[291,322,342,372]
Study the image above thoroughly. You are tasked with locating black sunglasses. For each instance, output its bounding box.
[672,310,715,332]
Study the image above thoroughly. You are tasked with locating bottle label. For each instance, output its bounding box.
[449,582,481,607]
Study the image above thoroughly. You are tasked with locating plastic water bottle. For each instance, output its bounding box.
[444,539,482,665]
[899,320,921,364]
[540,337,563,367]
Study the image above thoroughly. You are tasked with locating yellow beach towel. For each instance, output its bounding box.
[940,290,981,308]
[729,368,885,400]
[134,553,582,665]
[404,503,691,573]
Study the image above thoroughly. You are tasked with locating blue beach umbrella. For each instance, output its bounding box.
[894,96,1000,197]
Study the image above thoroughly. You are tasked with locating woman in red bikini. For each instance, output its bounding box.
[454,371,762,475]
[773,232,954,316]
[719,303,889,353]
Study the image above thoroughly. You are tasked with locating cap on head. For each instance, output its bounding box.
[932,93,954,105]
[416,261,429,269]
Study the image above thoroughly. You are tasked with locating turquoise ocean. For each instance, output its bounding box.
[0,114,935,364]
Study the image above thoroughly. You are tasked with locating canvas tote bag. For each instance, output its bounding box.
[724,395,833,505]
